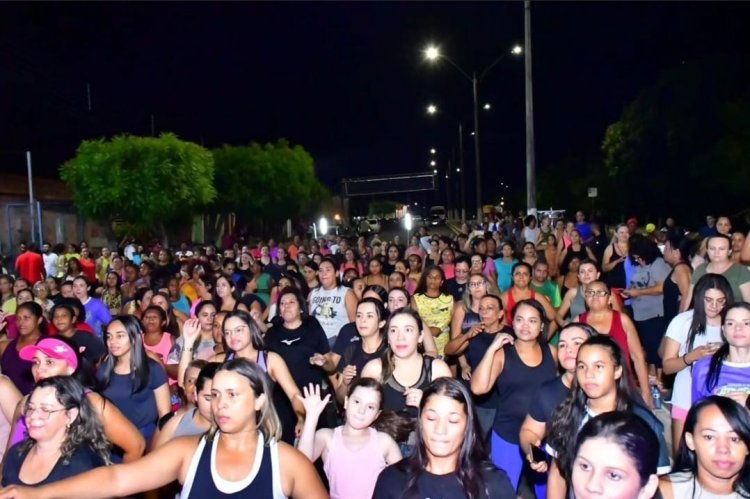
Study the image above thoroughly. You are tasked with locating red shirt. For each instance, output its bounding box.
[78,258,97,284]
[15,251,44,284]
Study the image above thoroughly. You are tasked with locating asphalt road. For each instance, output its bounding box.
[373,219,456,244]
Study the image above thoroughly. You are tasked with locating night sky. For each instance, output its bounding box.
[2,2,749,210]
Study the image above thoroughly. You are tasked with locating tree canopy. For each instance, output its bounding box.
[60,133,216,239]
[601,56,750,220]
[539,56,750,223]
[211,139,329,228]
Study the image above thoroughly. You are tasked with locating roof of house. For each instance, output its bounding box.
[0,174,71,201]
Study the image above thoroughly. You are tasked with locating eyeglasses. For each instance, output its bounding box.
[468,281,486,288]
[584,290,609,297]
[223,325,249,338]
[24,405,67,419]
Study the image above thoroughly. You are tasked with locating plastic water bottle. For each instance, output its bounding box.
[651,385,662,410]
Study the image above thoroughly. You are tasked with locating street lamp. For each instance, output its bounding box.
[426,104,437,115]
[425,106,467,223]
[430,160,436,166]
[430,148,436,154]
[423,43,522,222]
[483,103,491,110]
[424,45,440,61]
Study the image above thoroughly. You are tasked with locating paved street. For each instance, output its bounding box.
[375,219,456,243]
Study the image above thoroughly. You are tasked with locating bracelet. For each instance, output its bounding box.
[682,354,692,366]
[182,347,194,354]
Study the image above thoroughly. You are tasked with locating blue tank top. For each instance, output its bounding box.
[461,310,481,334]
[225,350,268,372]
[184,434,276,498]
[492,342,557,442]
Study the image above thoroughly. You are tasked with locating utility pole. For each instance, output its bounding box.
[472,73,483,223]
[458,123,466,224]
[525,0,537,215]
[26,151,36,244]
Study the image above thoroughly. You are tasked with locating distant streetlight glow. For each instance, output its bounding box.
[430,148,436,154]
[404,213,413,231]
[430,160,436,166]
[319,217,328,236]
[433,169,438,174]
[456,168,461,172]
[426,104,438,114]
[424,45,440,61]
[420,41,524,222]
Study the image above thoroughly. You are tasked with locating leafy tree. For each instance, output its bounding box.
[212,139,329,231]
[601,56,750,220]
[60,133,215,243]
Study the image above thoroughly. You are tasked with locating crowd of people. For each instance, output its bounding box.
[0,209,748,498]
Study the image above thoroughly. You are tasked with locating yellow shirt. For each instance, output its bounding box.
[413,293,454,356]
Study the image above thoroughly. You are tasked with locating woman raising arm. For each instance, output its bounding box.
[0,359,327,499]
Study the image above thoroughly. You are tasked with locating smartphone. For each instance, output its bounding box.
[531,444,547,463]
[707,342,723,350]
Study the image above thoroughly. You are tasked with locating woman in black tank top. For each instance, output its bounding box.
[662,235,693,323]
[2,359,327,498]
[361,309,451,445]
[212,275,248,314]
[559,230,596,276]
[470,299,557,495]
[602,224,630,289]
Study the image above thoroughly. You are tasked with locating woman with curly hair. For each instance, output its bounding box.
[2,376,110,486]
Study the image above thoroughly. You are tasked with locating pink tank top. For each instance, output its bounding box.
[143,333,176,385]
[143,333,173,363]
[323,427,386,499]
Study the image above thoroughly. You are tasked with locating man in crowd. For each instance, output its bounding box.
[530,260,562,309]
[14,242,45,285]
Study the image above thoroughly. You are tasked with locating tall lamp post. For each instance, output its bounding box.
[524,0,537,215]
[424,106,469,224]
[424,44,522,223]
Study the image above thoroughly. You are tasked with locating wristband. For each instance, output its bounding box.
[682,354,692,366]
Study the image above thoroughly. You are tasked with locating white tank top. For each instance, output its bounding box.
[309,285,350,340]
[666,472,745,498]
